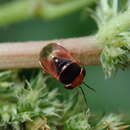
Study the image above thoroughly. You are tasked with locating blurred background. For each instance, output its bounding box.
[0,0,130,117]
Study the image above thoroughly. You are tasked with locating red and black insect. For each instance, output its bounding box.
[39,43,95,104]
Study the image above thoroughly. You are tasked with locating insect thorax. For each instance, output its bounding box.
[53,57,72,75]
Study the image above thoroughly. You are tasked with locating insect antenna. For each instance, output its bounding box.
[83,82,96,92]
[80,86,88,106]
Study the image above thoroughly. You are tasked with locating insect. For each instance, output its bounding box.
[39,43,95,104]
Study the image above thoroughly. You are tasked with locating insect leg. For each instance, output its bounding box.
[83,82,96,92]
[80,86,88,106]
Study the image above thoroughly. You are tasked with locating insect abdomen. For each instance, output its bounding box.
[59,63,81,85]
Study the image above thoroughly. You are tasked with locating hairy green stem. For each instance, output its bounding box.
[97,9,130,45]
[0,0,95,26]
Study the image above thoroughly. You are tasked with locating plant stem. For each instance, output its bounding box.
[0,0,95,26]
[97,9,130,45]
[0,36,101,69]
[41,0,96,19]
[0,1,34,26]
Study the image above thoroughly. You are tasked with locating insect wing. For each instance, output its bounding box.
[39,43,78,80]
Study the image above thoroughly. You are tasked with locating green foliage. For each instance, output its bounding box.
[64,111,129,130]
[0,71,61,129]
[90,0,130,77]
[0,71,129,130]
[0,70,87,129]
[95,114,129,130]
[64,111,91,130]
[100,44,130,77]
[0,0,130,129]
